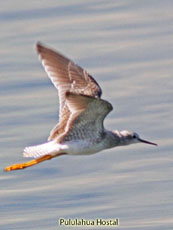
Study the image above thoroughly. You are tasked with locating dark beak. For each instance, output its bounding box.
[138,138,157,146]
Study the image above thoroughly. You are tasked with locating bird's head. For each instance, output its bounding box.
[119,130,157,146]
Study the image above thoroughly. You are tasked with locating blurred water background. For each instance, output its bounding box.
[0,0,173,229]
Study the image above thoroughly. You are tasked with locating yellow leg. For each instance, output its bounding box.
[4,153,65,172]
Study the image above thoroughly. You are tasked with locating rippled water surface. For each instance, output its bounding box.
[1,1,173,229]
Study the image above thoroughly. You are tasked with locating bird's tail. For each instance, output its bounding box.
[23,141,61,158]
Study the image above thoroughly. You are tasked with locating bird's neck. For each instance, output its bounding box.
[114,130,132,146]
[108,130,130,147]
[104,130,121,148]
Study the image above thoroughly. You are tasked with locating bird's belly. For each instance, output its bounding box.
[63,140,104,156]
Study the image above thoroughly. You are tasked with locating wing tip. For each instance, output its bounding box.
[36,41,44,53]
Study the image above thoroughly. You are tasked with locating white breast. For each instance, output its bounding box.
[62,140,105,155]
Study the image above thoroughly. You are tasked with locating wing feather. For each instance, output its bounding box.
[36,42,102,140]
[57,92,113,143]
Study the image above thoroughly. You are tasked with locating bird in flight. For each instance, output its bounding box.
[4,42,157,171]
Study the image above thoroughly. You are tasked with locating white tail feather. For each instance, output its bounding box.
[23,141,60,158]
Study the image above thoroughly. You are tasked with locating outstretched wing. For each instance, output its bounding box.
[57,92,113,143]
[36,42,102,140]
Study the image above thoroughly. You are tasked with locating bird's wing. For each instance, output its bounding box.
[36,42,102,140]
[57,92,113,143]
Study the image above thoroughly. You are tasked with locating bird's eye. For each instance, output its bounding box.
[133,135,136,138]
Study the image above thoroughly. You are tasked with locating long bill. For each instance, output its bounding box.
[138,138,157,146]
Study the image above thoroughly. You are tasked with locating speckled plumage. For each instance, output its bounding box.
[4,42,157,171]
[21,42,157,160]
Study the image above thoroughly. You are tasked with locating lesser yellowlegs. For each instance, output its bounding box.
[5,42,157,171]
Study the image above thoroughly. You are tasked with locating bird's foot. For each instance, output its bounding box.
[4,155,52,171]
